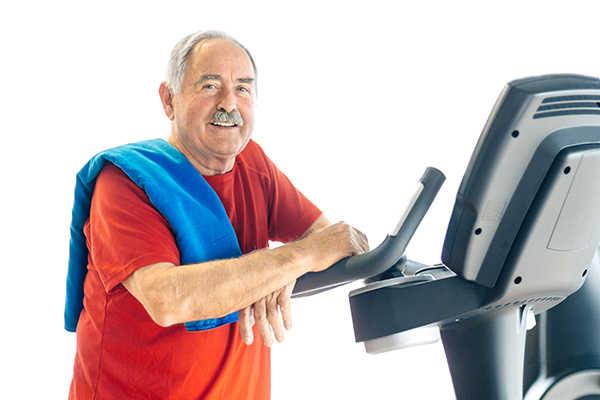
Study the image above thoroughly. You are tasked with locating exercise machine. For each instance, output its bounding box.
[293,74,600,400]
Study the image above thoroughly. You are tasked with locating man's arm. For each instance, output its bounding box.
[122,217,368,329]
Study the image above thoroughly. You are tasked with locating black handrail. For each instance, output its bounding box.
[292,167,445,297]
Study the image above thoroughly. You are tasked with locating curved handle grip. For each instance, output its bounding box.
[292,167,446,297]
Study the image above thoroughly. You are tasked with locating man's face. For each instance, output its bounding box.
[169,38,256,173]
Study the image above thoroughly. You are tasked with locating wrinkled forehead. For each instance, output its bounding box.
[186,38,256,81]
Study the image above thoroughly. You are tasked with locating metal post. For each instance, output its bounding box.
[440,306,530,400]
[524,250,600,399]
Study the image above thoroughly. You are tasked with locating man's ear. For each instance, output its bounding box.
[159,82,175,121]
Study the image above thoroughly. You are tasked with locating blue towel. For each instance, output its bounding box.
[65,139,242,333]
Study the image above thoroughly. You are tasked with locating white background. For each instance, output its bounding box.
[2,1,599,398]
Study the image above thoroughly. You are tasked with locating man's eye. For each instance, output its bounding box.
[237,86,253,96]
[203,84,216,89]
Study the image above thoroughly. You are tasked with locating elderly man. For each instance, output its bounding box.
[65,30,368,399]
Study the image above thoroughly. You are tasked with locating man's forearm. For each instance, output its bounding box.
[123,243,311,327]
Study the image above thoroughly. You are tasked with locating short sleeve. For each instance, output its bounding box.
[85,162,181,293]
[264,154,322,243]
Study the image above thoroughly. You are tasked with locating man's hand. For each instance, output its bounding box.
[295,221,370,273]
[239,281,295,347]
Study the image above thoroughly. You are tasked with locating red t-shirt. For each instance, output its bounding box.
[69,140,322,399]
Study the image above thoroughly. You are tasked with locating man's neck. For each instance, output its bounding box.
[166,134,235,176]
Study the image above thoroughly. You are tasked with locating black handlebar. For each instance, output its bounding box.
[292,167,446,297]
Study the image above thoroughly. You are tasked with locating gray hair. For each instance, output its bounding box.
[164,30,257,94]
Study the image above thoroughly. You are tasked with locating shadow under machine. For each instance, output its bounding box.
[292,74,600,400]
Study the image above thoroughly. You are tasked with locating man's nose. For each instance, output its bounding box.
[217,88,237,113]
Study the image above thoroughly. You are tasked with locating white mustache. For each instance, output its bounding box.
[212,110,244,126]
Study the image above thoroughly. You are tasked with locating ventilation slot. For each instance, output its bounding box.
[534,95,600,119]
[482,296,564,312]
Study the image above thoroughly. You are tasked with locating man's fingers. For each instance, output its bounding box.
[238,283,296,347]
[278,282,294,332]
[352,227,370,254]
[266,293,285,344]
[253,297,275,347]
[238,306,255,345]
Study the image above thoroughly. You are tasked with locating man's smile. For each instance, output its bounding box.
[210,121,238,127]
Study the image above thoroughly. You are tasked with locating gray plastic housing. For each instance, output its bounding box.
[442,74,600,288]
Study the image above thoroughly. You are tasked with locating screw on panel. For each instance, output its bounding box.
[564,166,571,174]
[511,130,520,138]
[475,228,482,235]
[514,276,522,285]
